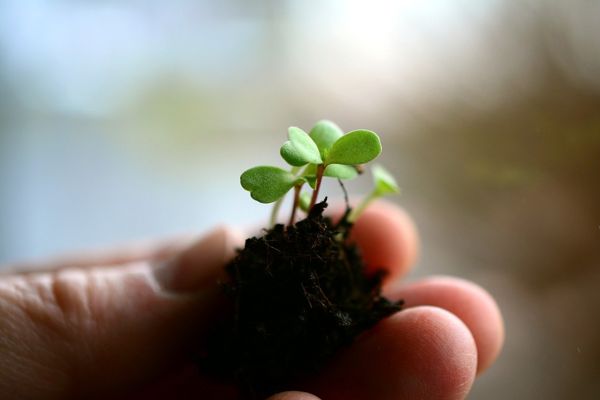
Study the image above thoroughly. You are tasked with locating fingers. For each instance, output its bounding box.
[346,202,503,374]
[0,226,243,398]
[1,234,198,274]
[335,200,419,283]
[305,306,477,400]
[153,226,244,292]
[386,276,504,374]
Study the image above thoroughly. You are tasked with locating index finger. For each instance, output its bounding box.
[335,200,419,283]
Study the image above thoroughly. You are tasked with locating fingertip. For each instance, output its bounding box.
[390,276,505,374]
[267,391,321,400]
[349,200,419,282]
[309,306,477,400]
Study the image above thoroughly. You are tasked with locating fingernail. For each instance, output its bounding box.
[153,226,242,292]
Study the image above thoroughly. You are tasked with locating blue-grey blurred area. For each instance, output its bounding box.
[1,0,600,398]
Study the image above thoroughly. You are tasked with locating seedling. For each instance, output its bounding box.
[240,120,398,227]
[347,164,400,222]
[203,121,403,398]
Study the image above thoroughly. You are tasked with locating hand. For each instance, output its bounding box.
[0,202,503,399]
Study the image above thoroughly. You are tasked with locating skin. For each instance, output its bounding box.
[0,202,504,399]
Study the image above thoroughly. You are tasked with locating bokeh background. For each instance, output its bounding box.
[1,1,599,398]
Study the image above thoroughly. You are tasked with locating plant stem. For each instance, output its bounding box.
[269,166,301,227]
[289,184,302,226]
[269,197,284,228]
[309,164,325,210]
[347,191,379,223]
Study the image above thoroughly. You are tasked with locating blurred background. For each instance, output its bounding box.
[1,0,599,398]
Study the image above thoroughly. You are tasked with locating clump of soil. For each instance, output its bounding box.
[202,200,402,398]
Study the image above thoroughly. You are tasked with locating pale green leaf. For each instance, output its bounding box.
[309,120,343,159]
[299,191,312,212]
[300,164,318,188]
[325,130,382,165]
[372,165,400,196]
[301,163,317,177]
[280,127,323,166]
[324,164,358,180]
[240,166,303,203]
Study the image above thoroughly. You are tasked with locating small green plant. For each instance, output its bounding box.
[240,120,400,226]
[206,120,403,397]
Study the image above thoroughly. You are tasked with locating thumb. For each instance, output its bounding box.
[0,226,242,399]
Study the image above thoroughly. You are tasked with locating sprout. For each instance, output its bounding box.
[372,164,400,196]
[240,121,398,228]
[347,165,400,223]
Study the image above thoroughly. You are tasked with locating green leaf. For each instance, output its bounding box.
[299,164,318,188]
[309,120,343,159]
[325,129,382,165]
[372,165,400,196]
[305,175,317,189]
[302,163,358,185]
[324,164,358,180]
[299,191,312,212]
[280,127,323,166]
[301,163,317,176]
[240,166,303,203]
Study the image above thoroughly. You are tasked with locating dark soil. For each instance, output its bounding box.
[201,200,402,398]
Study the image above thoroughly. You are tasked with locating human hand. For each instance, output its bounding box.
[0,202,503,399]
